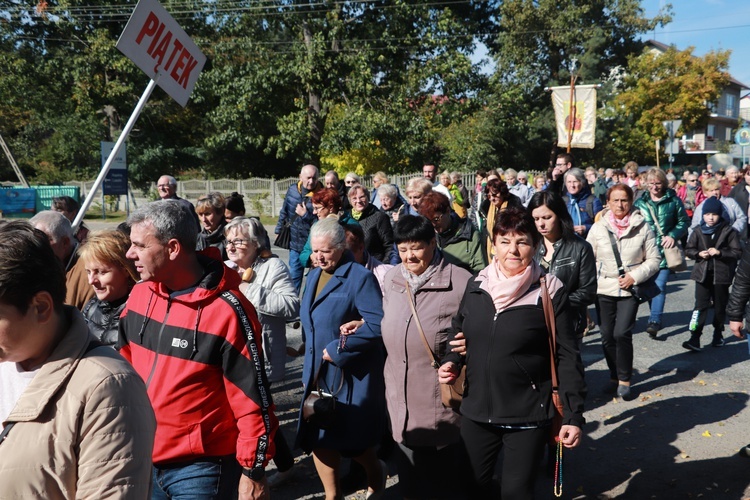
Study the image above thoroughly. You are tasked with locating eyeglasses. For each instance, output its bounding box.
[687,179,698,183]
[555,163,566,167]
[648,182,664,187]
[226,239,250,248]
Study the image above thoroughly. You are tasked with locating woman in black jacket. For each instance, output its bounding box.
[439,207,586,499]
[528,191,597,337]
[347,184,395,262]
[79,230,138,345]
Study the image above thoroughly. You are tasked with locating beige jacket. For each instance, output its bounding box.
[586,209,661,297]
[0,307,156,499]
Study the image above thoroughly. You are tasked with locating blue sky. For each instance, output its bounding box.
[641,0,750,92]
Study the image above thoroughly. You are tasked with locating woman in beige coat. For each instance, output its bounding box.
[587,184,660,401]
[380,215,472,499]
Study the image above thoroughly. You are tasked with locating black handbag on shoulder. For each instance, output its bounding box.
[273,222,292,249]
[607,231,660,304]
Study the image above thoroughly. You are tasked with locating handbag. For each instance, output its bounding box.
[302,361,343,429]
[607,231,660,304]
[405,282,465,411]
[540,276,564,446]
[273,221,292,249]
[643,203,688,272]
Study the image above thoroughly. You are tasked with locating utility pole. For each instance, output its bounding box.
[0,133,30,188]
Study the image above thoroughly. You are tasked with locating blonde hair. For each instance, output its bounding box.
[78,230,139,284]
[701,178,720,192]
[196,192,226,215]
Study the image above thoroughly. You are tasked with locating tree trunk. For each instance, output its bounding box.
[302,20,323,164]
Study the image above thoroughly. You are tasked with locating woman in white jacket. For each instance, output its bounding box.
[224,216,300,383]
[587,184,660,401]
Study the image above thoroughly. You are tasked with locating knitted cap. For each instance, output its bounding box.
[702,196,722,216]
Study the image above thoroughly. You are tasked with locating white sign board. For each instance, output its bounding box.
[116,0,206,107]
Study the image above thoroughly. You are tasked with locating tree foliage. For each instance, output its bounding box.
[612,45,731,164]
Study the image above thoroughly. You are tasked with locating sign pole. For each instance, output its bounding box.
[73,77,158,232]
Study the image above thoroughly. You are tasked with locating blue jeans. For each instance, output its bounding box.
[289,249,304,294]
[648,268,671,326]
[152,456,241,499]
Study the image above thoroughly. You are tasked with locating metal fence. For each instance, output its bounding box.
[3,170,553,217]
[38,173,484,217]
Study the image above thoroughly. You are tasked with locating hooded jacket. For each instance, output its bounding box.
[118,254,278,469]
[685,221,742,284]
[563,185,603,237]
[0,307,155,499]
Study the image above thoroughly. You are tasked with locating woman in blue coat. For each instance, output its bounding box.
[296,218,387,499]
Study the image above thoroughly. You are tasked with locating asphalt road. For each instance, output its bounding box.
[267,251,750,500]
[86,220,750,499]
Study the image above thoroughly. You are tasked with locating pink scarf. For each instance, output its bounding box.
[485,258,542,313]
[607,210,630,238]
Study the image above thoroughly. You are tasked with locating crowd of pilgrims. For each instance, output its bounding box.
[57,158,750,498]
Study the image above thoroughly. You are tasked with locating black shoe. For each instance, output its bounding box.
[617,384,634,401]
[711,336,725,347]
[646,323,660,339]
[682,335,702,352]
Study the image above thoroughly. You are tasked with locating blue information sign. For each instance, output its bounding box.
[101,142,128,195]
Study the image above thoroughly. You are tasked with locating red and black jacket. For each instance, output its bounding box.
[118,254,277,468]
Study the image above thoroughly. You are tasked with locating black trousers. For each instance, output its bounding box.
[597,295,639,382]
[691,277,730,336]
[393,441,469,499]
[460,418,547,500]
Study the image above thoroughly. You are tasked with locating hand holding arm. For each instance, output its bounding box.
[449,331,466,355]
[438,362,459,384]
[340,319,364,336]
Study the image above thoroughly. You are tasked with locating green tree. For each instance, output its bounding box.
[611,45,730,164]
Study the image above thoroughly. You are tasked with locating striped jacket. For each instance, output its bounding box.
[118,254,277,469]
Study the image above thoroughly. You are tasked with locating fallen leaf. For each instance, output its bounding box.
[680,453,690,459]
[698,380,706,386]
[702,430,712,437]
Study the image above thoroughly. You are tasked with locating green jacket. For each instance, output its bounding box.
[437,214,487,274]
[634,188,690,269]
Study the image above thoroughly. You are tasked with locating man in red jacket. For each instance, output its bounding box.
[118,200,278,499]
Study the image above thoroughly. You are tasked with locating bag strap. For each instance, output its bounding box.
[312,359,345,397]
[405,281,441,369]
[607,230,626,278]
[540,276,559,390]
[644,203,665,238]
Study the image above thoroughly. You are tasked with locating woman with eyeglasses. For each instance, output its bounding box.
[478,178,523,264]
[676,172,705,219]
[633,168,690,339]
[298,188,358,268]
[728,165,750,245]
[224,217,300,486]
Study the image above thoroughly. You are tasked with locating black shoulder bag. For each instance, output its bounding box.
[607,230,659,303]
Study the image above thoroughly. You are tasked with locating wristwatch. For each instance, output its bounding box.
[242,467,265,481]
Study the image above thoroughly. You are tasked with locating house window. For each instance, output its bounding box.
[726,95,736,117]
[707,124,716,140]
[727,128,733,141]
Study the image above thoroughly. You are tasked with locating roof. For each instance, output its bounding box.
[645,40,749,90]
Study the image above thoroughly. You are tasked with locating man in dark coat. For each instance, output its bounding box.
[276,164,323,292]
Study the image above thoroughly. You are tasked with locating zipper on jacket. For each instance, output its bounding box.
[145,298,172,388]
[511,355,538,391]
[486,311,500,421]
